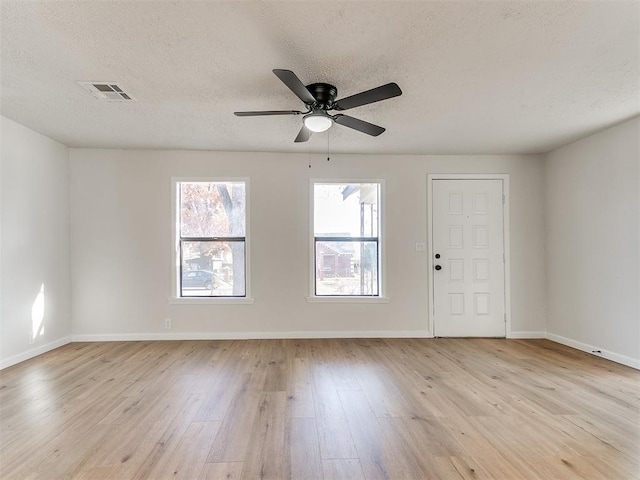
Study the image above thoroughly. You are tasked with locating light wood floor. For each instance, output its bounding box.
[1,338,638,479]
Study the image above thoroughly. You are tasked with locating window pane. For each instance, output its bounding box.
[180,182,246,237]
[314,184,379,237]
[181,240,245,296]
[315,241,378,296]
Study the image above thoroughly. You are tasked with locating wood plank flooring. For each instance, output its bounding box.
[0,338,638,479]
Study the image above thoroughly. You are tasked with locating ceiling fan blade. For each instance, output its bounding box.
[333,83,402,111]
[234,110,303,116]
[273,69,316,105]
[333,114,386,136]
[294,125,312,143]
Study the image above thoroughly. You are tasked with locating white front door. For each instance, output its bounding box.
[431,179,506,337]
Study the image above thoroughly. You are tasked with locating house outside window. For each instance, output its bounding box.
[175,180,247,298]
[313,182,382,297]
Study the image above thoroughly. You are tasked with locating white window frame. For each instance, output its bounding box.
[170,177,253,304]
[307,179,389,303]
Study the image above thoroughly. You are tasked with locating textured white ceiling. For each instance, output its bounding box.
[1,1,638,154]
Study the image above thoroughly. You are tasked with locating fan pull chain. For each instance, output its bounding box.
[327,130,331,162]
[308,151,311,169]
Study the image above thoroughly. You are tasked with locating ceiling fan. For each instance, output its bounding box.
[234,69,402,143]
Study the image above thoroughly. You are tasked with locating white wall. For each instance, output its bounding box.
[69,149,546,339]
[1,116,71,368]
[6,116,638,368]
[545,117,640,368]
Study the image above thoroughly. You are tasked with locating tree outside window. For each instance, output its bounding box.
[178,181,246,297]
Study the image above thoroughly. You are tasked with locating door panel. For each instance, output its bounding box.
[432,179,505,337]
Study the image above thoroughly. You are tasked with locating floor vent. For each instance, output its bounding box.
[77,82,135,101]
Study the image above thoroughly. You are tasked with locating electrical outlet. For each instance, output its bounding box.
[415,242,426,252]
[164,318,172,329]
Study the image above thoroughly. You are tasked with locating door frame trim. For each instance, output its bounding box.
[427,174,511,337]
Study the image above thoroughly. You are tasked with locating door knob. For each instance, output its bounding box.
[435,265,442,271]
[435,254,440,259]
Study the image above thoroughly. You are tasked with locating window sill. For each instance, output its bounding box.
[305,296,390,304]
[169,297,255,305]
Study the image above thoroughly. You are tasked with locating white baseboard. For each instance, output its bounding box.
[0,336,72,370]
[508,331,546,339]
[71,330,432,342]
[4,332,636,371]
[546,332,640,370]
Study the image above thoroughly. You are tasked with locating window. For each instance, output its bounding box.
[176,180,247,298]
[313,182,381,296]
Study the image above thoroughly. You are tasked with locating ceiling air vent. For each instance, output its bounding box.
[77,82,135,101]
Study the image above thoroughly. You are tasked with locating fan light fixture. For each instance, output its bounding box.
[234,69,402,142]
[303,111,333,133]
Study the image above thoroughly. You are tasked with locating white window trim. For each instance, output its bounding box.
[170,177,253,304]
[305,296,389,304]
[308,178,389,302]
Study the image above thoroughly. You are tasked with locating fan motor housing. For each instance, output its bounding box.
[306,83,338,108]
